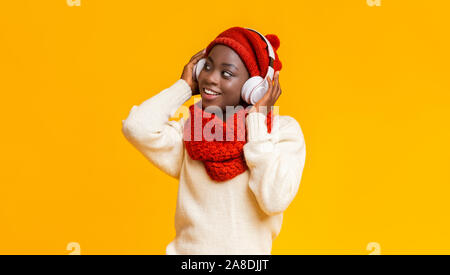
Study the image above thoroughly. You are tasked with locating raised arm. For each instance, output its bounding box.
[121,49,205,179]
[121,79,192,178]
[244,112,306,216]
[243,70,306,215]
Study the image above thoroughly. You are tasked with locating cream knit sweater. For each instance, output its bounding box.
[121,79,306,255]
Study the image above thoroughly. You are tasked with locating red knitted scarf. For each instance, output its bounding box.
[183,102,272,182]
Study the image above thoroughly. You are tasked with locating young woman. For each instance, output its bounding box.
[122,27,306,255]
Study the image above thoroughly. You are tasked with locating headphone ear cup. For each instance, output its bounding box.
[193,58,206,81]
[241,76,268,104]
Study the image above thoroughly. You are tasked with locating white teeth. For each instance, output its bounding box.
[204,88,220,95]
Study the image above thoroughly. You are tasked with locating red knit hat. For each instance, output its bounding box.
[205,27,282,78]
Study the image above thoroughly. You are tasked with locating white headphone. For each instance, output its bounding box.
[193,28,275,105]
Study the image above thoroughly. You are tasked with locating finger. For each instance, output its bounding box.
[276,82,282,99]
[194,54,205,63]
[267,75,273,92]
[278,72,282,96]
[275,86,282,100]
[190,49,206,61]
[192,49,205,58]
[271,73,278,97]
[195,49,206,59]
[189,55,205,67]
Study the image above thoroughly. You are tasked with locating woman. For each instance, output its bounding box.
[122,27,306,255]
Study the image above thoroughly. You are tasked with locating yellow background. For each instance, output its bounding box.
[0,0,449,255]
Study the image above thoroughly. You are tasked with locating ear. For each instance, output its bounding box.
[265,34,280,51]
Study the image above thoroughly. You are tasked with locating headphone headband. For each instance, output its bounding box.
[246,28,275,71]
[243,28,277,103]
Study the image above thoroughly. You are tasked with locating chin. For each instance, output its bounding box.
[201,101,225,112]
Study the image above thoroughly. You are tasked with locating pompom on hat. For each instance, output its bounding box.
[204,27,282,78]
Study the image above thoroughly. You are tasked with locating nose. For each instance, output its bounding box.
[202,69,220,86]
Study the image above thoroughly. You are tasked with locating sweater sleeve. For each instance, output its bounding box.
[243,112,306,216]
[121,79,192,179]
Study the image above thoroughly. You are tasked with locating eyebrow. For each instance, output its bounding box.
[207,56,239,71]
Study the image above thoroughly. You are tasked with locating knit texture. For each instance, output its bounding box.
[121,79,307,255]
[183,102,273,182]
[205,26,283,78]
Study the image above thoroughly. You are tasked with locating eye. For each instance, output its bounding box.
[204,64,211,71]
[222,71,233,78]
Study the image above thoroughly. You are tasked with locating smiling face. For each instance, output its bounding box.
[198,44,250,115]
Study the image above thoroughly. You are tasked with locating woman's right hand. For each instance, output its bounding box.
[180,48,206,95]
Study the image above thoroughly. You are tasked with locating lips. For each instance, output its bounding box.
[203,87,221,95]
[201,87,222,100]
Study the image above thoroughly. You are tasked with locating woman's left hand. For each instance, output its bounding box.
[251,71,281,115]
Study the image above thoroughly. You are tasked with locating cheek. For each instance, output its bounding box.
[222,80,244,99]
[222,83,242,102]
[197,72,205,84]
